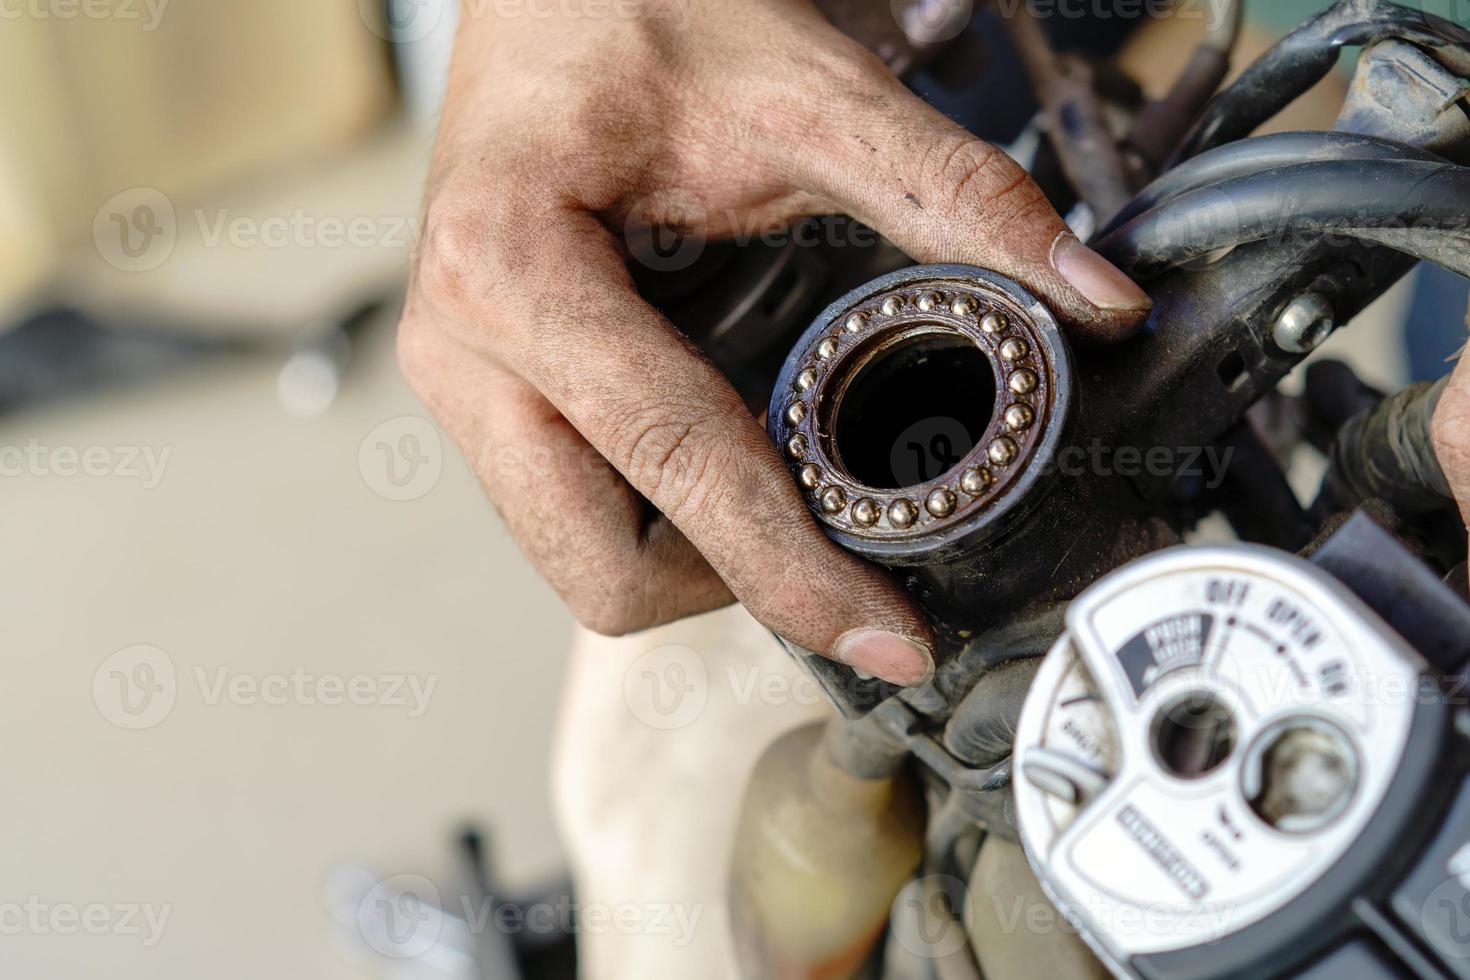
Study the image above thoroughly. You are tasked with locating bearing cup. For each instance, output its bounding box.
[768,264,1073,562]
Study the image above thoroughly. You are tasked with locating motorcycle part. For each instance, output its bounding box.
[765,264,1113,717]
[1096,157,1470,280]
[1169,0,1470,163]
[1013,515,1470,978]
[1323,375,1455,515]
[769,264,1072,558]
[1103,130,1445,235]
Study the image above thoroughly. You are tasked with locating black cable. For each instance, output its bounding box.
[1100,131,1447,239]
[1095,158,1470,278]
[1169,0,1470,165]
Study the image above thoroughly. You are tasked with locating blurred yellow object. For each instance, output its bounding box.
[729,720,923,979]
[0,0,396,316]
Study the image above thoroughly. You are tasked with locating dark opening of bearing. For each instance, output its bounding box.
[829,333,995,490]
[1151,692,1237,779]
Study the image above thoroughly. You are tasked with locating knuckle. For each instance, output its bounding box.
[615,410,727,520]
[566,564,665,637]
[922,136,1041,223]
[394,315,436,399]
[569,596,645,637]
[529,521,659,637]
[413,203,518,317]
[713,546,785,615]
[990,180,1061,233]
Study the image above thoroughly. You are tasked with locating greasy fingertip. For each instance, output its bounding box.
[1049,232,1152,342]
[833,628,934,687]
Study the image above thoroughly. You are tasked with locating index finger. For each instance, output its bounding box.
[418,205,936,686]
[774,42,1152,342]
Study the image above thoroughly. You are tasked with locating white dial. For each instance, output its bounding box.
[1014,545,1425,973]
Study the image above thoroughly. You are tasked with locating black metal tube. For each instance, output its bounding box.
[1095,158,1470,278]
[1101,131,1447,239]
[1169,0,1470,165]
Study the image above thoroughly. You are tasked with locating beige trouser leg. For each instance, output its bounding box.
[552,606,1108,980]
[551,605,831,980]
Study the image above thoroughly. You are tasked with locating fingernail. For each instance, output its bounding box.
[833,629,934,687]
[1051,233,1152,312]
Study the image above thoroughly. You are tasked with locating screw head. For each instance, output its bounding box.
[1273,293,1335,354]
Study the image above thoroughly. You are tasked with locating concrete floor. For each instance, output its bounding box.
[0,314,573,979]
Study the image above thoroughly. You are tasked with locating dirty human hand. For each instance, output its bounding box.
[396,0,1153,686]
[1434,348,1470,556]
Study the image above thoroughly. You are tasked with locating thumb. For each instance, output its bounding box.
[788,54,1151,342]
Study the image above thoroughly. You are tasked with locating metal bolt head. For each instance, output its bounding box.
[960,467,991,494]
[980,311,1007,334]
[1273,292,1335,354]
[851,497,879,526]
[795,368,817,391]
[785,401,806,425]
[798,463,821,489]
[816,337,839,359]
[844,313,867,334]
[819,485,846,514]
[988,436,1018,465]
[786,433,808,458]
[888,498,918,528]
[880,296,902,316]
[1004,403,1034,431]
[1009,369,1038,394]
[925,488,956,517]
